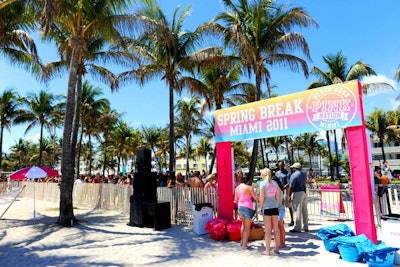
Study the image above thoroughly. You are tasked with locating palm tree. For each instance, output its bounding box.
[141,125,162,171]
[0,0,39,69]
[111,121,135,174]
[77,81,110,177]
[48,133,62,169]
[266,136,285,167]
[365,109,395,162]
[323,153,346,179]
[115,2,221,175]
[195,137,213,173]
[307,51,394,177]
[97,106,120,176]
[9,138,28,169]
[280,135,294,165]
[153,126,171,173]
[182,57,255,174]
[31,137,54,166]
[199,118,216,174]
[33,0,132,226]
[208,0,317,180]
[182,57,253,111]
[308,51,394,94]
[175,96,205,178]
[231,141,251,170]
[0,0,16,9]
[296,132,323,168]
[0,89,23,169]
[14,90,62,166]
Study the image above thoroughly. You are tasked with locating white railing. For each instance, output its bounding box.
[2,182,400,227]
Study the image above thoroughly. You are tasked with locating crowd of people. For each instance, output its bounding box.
[73,172,132,185]
[374,160,393,186]
[373,160,394,215]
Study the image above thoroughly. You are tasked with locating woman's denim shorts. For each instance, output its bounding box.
[278,206,285,221]
[238,207,254,219]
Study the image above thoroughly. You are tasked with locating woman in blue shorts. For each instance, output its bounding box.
[234,174,259,249]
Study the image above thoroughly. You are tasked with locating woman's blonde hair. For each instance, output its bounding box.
[260,168,271,182]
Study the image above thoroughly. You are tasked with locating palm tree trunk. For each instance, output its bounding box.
[102,140,107,177]
[333,129,340,179]
[72,74,83,176]
[248,70,263,181]
[39,123,44,166]
[248,139,259,183]
[380,137,386,162]
[88,134,92,177]
[319,151,322,175]
[59,45,80,226]
[117,153,121,174]
[185,135,190,178]
[204,153,208,173]
[326,131,334,181]
[52,130,56,168]
[0,126,4,169]
[209,146,216,175]
[76,129,83,178]
[168,83,175,174]
[260,138,266,167]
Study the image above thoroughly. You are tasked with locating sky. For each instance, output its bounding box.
[1,0,400,153]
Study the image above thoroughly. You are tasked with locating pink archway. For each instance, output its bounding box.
[214,80,377,243]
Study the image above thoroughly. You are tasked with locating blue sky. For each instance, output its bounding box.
[1,0,399,153]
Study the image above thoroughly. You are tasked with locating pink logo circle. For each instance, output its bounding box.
[306,84,358,131]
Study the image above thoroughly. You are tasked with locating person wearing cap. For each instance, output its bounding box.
[288,162,308,233]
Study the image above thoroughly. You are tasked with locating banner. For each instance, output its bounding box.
[214,80,362,143]
[320,185,345,217]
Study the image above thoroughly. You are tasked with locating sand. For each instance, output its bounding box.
[0,197,395,267]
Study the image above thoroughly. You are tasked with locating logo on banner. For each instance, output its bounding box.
[306,84,358,131]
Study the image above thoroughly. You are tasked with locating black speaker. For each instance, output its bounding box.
[133,172,157,203]
[142,202,171,230]
[128,195,143,227]
[136,148,151,174]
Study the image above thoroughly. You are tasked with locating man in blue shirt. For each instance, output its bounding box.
[288,162,308,233]
[275,161,294,226]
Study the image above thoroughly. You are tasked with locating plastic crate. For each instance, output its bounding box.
[323,239,339,253]
[338,244,361,262]
[364,250,395,267]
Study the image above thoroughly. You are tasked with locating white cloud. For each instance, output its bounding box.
[361,74,398,95]
[26,133,40,143]
[362,74,399,113]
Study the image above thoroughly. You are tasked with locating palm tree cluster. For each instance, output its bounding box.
[366,108,400,162]
[1,0,397,225]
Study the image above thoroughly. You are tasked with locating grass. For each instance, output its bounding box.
[45,207,59,212]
